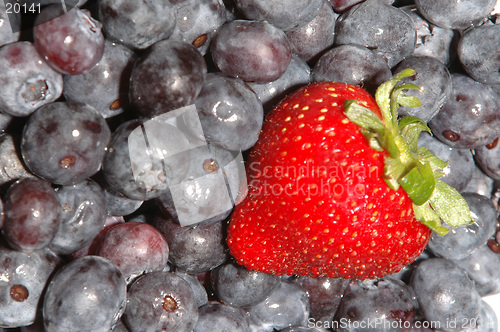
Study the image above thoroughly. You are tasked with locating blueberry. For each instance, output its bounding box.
[312,44,392,95]
[458,22,500,84]
[194,302,250,332]
[49,178,107,255]
[334,278,419,331]
[0,242,59,328]
[211,262,281,307]
[171,0,228,56]
[211,19,292,83]
[428,73,500,149]
[414,0,497,30]
[2,178,60,252]
[124,271,199,332]
[153,213,228,274]
[0,135,34,189]
[98,0,176,49]
[129,39,207,118]
[43,256,127,332]
[334,0,416,68]
[104,185,144,217]
[21,101,111,185]
[465,300,498,332]
[233,0,323,31]
[174,271,209,307]
[63,40,136,119]
[393,55,452,123]
[96,221,169,282]
[192,73,263,151]
[463,166,494,197]
[246,280,310,331]
[410,258,481,332]
[0,42,63,117]
[474,139,500,180]
[285,0,338,63]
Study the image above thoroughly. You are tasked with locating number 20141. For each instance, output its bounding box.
[6,2,41,14]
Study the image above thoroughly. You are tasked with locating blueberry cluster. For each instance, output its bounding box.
[0,0,500,331]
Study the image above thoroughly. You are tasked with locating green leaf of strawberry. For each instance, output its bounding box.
[228,70,472,279]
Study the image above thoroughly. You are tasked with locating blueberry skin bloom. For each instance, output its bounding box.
[21,101,111,185]
[43,256,127,332]
[0,42,63,117]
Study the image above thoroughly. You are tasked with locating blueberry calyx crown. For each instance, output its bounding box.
[344,68,472,235]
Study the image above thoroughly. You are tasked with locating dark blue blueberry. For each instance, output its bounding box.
[129,39,207,118]
[43,256,127,332]
[2,178,60,252]
[0,42,63,117]
[334,278,419,331]
[428,73,500,149]
[211,19,291,83]
[174,272,209,307]
[192,73,263,151]
[410,258,482,332]
[312,44,392,94]
[292,276,349,324]
[334,0,416,68]
[49,178,107,255]
[233,0,323,31]
[284,0,338,63]
[247,55,311,113]
[171,0,228,56]
[246,280,310,331]
[124,271,199,332]
[427,193,497,260]
[63,40,136,119]
[0,242,59,327]
[98,0,176,49]
[458,22,500,84]
[104,185,144,217]
[153,213,228,274]
[194,302,250,332]
[393,56,452,123]
[400,5,455,66]
[211,262,281,307]
[474,138,500,180]
[21,101,111,185]
[463,166,494,197]
[452,245,500,297]
[414,0,497,30]
[417,132,474,192]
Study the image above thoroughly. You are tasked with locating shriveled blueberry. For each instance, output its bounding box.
[21,101,111,185]
[124,271,199,332]
[0,42,63,117]
[154,213,228,274]
[43,256,127,332]
[211,20,291,83]
[211,262,281,307]
[0,242,59,328]
[246,280,310,331]
[129,39,207,118]
[97,221,169,282]
[98,0,176,49]
[410,258,481,332]
[2,178,60,252]
[194,302,250,332]
[334,278,419,331]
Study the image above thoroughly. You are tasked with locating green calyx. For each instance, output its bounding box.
[344,68,472,235]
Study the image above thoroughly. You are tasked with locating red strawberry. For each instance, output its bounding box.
[228,69,471,279]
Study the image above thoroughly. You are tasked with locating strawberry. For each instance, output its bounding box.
[228,69,471,279]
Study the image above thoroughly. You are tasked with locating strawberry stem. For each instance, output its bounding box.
[344,69,472,235]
